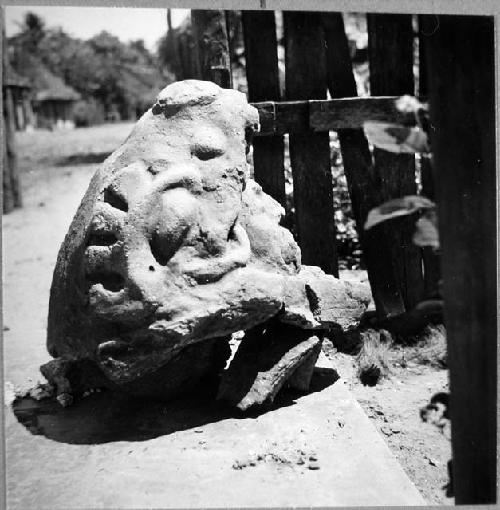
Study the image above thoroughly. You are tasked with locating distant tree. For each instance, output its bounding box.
[8,14,170,124]
[20,12,45,51]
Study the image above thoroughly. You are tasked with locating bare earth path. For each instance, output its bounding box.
[3,124,450,507]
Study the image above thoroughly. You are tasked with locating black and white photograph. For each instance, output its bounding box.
[1,1,497,507]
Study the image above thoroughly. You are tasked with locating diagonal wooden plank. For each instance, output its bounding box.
[322,12,405,317]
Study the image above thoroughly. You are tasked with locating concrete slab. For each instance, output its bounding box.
[5,358,426,508]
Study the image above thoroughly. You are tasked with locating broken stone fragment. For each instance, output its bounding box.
[287,341,322,392]
[280,265,372,330]
[217,322,322,410]
[43,79,371,406]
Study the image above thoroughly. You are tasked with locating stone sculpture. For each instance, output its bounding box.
[42,80,371,409]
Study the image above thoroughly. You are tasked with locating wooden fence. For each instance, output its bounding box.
[186,10,436,321]
[179,11,497,504]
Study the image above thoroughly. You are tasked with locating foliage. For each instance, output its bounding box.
[363,96,440,249]
[330,135,363,269]
[8,12,171,125]
[363,122,429,154]
[364,195,434,230]
[363,96,430,154]
[72,98,106,127]
[356,329,392,386]
[413,211,439,249]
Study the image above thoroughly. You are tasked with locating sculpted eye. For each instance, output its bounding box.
[191,127,226,160]
[191,143,225,161]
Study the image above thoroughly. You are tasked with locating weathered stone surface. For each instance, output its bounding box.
[46,80,301,391]
[44,79,370,403]
[217,322,322,410]
[287,341,322,391]
[281,265,372,330]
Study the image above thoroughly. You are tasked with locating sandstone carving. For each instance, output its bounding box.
[43,80,371,408]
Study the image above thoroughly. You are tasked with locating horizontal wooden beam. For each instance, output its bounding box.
[252,96,419,136]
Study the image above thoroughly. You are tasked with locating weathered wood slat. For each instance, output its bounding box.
[191,9,232,87]
[252,96,417,136]
[284,11,338,276]
[274,100,309,135]
[367,13,424,311]
[418,15,441,299]
[309,96,417,131]
[242,11,286,208]
[2,11,22,214]
[425,15,497,504]
[322,12,405,317]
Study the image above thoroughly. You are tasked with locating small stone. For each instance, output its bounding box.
[29,383,55,401]
[308,460,320,470]
[56,393,73,407]
[381,425,392,436]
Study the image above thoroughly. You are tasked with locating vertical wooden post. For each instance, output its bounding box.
[3,89,16,213]
[322,13,405,316]
[242,11,286,209]
[367,14,424,310]
[23,89,33,129]
[284,11,338,276]
[418,15,441,299]
[2,10,22,213]
[425,15,496,504]
[165,9,181,79]
[191,10,232,88]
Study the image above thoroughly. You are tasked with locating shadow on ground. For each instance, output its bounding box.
[56,151,111,166]
[12,368,339,445]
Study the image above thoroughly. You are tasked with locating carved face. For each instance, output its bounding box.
[47,81,300,386]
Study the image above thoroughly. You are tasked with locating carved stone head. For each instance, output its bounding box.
[47,80,301,389]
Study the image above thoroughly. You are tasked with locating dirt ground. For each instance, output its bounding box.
[326,346,451,505]
[3,123,452,506]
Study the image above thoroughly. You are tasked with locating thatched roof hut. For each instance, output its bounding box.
[29,63,80,129]
[34,66,81,102]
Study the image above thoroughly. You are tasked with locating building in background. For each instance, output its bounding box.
[30,63,80,129]
[3,63,33,131]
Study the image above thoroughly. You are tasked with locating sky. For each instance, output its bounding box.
[5,6,190,52]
